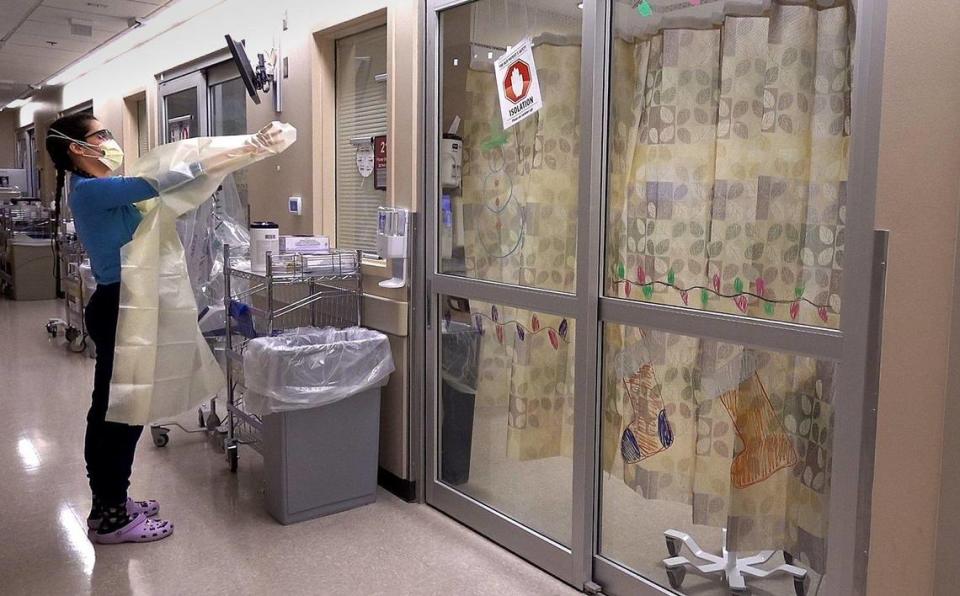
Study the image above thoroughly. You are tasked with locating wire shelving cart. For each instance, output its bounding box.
[0,202,54,296]
[45,234,92,353]
[220,245,363,472]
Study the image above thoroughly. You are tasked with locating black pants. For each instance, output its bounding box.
[84,283,143,506]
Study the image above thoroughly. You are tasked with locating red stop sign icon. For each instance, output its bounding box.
[503,60,532,104]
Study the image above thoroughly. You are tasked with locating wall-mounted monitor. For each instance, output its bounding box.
[225,34,261,105]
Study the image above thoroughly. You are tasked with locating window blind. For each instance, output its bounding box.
[137,99,149,158]
[335,26,388,255]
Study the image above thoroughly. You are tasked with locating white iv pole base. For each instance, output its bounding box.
[663,528,809,595]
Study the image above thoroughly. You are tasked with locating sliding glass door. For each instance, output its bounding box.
[426,1,586,581]
[424,1,886,595]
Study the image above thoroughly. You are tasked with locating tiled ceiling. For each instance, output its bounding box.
[0,0,177,107]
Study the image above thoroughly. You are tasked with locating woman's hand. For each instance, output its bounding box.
[201,122,291,176]
[248,122,289,154]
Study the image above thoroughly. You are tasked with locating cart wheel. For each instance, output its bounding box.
[150,426,170,448]
[65,327,79,343]
[198,408,205,429]
[227,445,238,473]
[68,335,87,353]
[793,575,809,596]
[46,321,58,338]
[784,552,794,565]
[666,535,683,558]
[666,566,686,590]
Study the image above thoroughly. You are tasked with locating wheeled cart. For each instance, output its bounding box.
[46,236,93,354]
[222,245,363,474]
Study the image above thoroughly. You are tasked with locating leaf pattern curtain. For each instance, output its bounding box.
[458,42,581,461]
[604,2,851,573]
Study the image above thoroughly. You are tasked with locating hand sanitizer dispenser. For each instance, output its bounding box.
[377,207,409,288]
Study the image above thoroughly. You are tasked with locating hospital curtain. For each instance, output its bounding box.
[604,3,850,572]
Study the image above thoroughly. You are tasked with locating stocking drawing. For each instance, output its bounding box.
[621,364,674,463]
[720,372,798,488]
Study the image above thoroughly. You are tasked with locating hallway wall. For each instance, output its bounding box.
[871,1,960,594]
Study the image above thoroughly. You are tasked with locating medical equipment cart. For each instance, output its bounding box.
[0,202,55,299]
[221,245,363,473]
[45,234,92,353]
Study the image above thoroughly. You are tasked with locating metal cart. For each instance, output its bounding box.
[45,234,92,354]
[0,202,54,297]
[221,245,363,472]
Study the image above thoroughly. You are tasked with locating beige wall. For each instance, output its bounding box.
[870,1,960,594]
[0,110,18,168]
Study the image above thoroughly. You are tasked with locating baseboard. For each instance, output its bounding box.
[378,466,416,502]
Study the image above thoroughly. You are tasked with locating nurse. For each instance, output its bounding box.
[46,112,172,544]
[47,113,287,544]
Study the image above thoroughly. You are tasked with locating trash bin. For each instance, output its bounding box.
[440,320,481,486]
[243,327,395,525]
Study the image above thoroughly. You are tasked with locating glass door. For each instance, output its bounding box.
[425,0,588,584]
[424,1,886,595]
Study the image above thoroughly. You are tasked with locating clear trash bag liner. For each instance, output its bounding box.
[243,327,395,416]
[106,122,296,425]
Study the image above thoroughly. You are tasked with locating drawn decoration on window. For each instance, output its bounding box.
[621,365,674,463]
[475,122,528,260]
[720,372,799,489]
[468,308,569,350]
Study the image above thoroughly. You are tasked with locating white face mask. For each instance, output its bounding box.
[47,129,124,172]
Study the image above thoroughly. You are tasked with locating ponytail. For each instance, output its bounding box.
[45,112,97,297]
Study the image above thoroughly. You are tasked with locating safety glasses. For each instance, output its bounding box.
[84,129,114,143]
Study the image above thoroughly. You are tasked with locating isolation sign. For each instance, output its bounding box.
[494,38,543,129]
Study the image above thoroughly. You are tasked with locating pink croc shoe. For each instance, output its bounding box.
[87,498,160,531]
[92,513,174,544]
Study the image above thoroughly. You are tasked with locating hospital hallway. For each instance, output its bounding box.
[0,297,576,596]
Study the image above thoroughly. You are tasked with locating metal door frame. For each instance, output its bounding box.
[158,70,208,144]
[421,0,889,594]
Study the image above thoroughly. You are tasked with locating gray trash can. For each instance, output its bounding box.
[243,327,395,525]
[440,320,481,486]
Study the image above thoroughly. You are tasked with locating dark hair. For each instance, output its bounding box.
[46,112,98,210]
